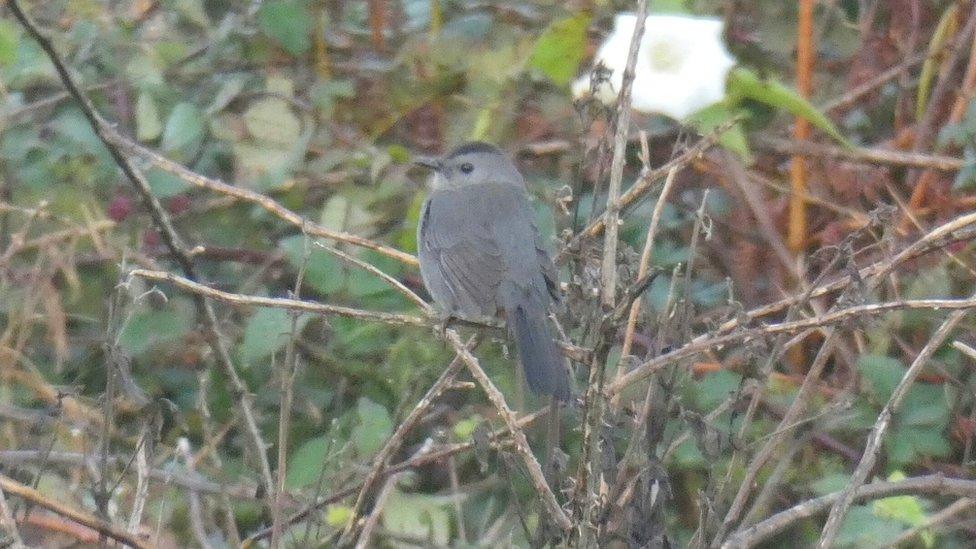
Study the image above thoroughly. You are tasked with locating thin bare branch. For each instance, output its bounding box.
[342,339,475,543]
[244,407,551,544]
[443,329,572,532]
[722,475,976,548]
[0,473,150,549]
[0,483,24,548]
[600,0,648,306]
[355,439,436,549]
[562,119,735,258]
[0,450,257,499]
[881,497,975,548]
[756,137,969,171]
[817,294,975,547]
[608,211,976,396]
[615,166,678,382]
[112,135,418,267]
[6,0,277,498]
[128,269,430,327]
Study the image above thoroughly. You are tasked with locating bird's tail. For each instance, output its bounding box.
[504,291,570,401]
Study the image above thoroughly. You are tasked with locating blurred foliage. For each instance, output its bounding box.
[0,0,975,547]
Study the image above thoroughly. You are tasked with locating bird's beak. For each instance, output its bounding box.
[413,155,441,171]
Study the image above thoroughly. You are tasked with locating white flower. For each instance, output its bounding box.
[573,13,736,120]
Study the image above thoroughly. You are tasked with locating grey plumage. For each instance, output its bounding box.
[416,142,570,400]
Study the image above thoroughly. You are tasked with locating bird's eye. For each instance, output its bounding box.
[459,162,474,174]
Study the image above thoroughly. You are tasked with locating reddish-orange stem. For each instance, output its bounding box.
[789,0,815,253]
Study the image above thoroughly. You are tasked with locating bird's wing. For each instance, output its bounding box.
[418,182,555,316]
[535,231,559,302]
[418,185,509,317]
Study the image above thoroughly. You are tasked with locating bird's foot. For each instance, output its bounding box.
[435,312,459,339]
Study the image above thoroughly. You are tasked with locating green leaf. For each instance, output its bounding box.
[232,142,294,189]
[728,67,850,146]
[901,383,949,427]
[686,102,753,163]
[118,304,194,355]
[469,103,496,141]
[693,370,743,410]
[527,14,591,87]
[887,426,951,465]
[902,264,950,328]
[146,168,189,199]
[51,109,102,154]
[671,437,705,468]
[239,307,308,366]
[650,0,691,13]
[325,505,352,528]
[382,490,451,546]
[244,98,301,145]
[161,102,205,155]
[136,92,162,142]
[812,473,851,496]
[904,265,950,301]
[917,5,959,120]
[208,75,247,115]
[835,505,905,547]
[352,398,393,456]
[874,472,931,547]
[258,0,312,56]
[125,55,165,91]
[453,416,482,441]
[0,18,20,66]
[286,435,330,489]
[280,235,345,295]
[5,38,56,88]
[397,193,426,253]
[857,354,905,401]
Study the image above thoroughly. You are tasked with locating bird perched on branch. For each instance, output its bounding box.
[415,142,571,400]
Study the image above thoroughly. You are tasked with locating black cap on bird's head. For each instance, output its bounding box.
[444,141,504,158]
[413,142,522,189]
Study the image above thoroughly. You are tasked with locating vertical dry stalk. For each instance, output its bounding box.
[788,0,815,252]
[272,235,311,547]
[600,0,649,307]
[578,2,650,542]
[615,166,679,385]
[126,427,150,535]
[177,439,215,549]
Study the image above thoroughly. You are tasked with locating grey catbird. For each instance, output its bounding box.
[415,142,570,400]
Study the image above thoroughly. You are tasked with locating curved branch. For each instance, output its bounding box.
[0,473,150,549]
[722,475,976,548]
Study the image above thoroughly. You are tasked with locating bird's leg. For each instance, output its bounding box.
[435,311,459,339]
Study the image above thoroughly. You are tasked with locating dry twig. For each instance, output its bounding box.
[816,294,975,547]
[244,407,552,543]
[443,329,572,532]
[128,269,430,327]
[615,166,678,383]
[722,475,976,548]
[756,137,968,172]
[113,135,418,267]
[6,0,276,499]
[600,0,648,307]
[0,473,150,549]
[342,339,475,544]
